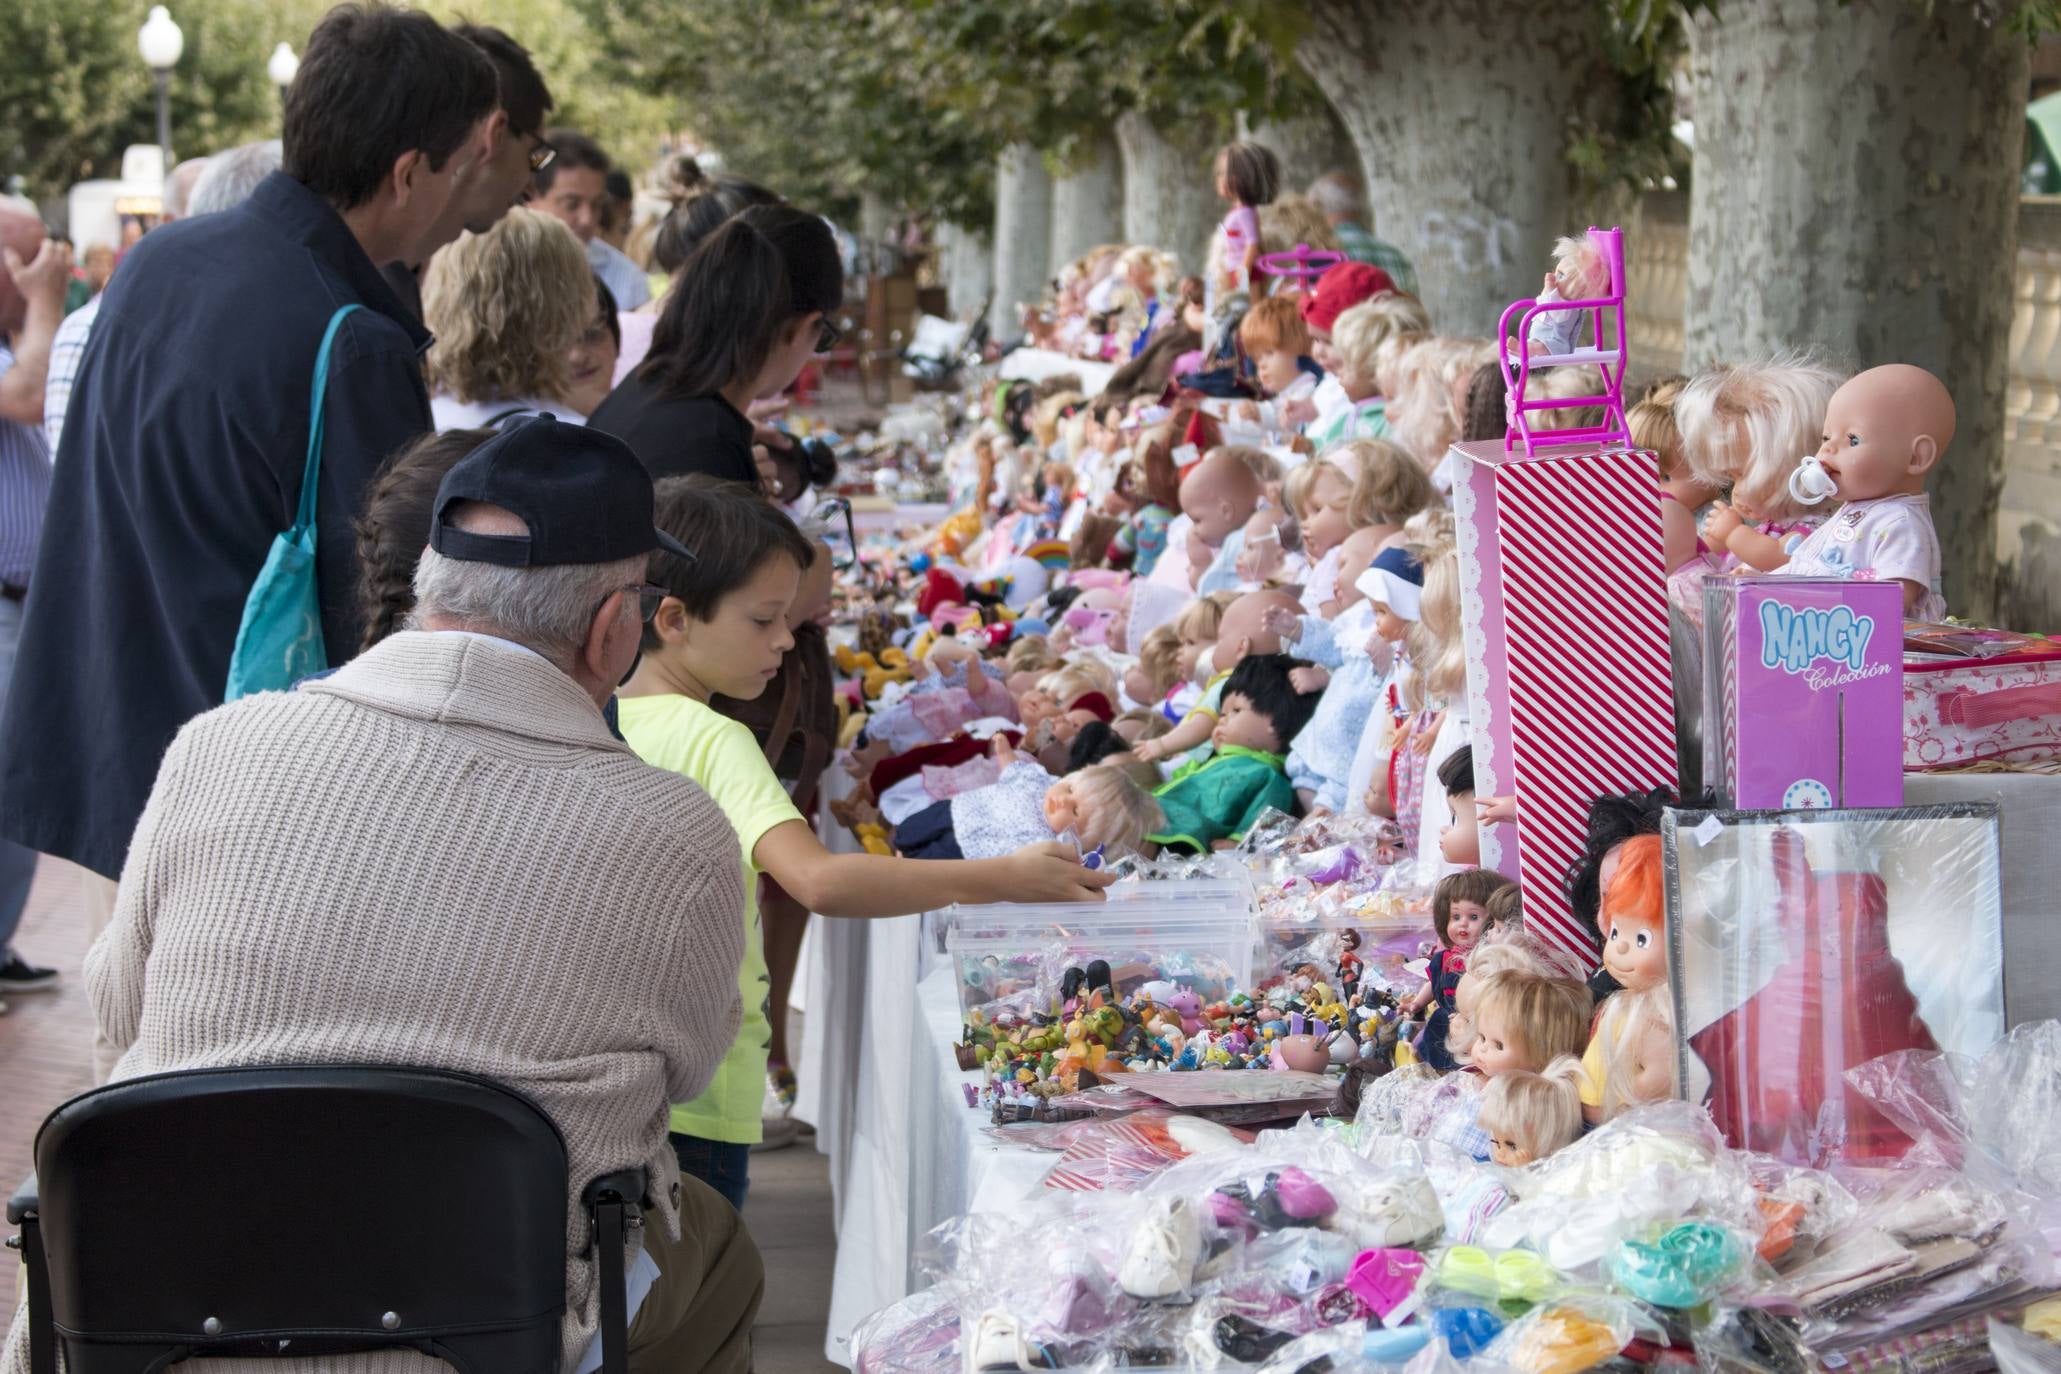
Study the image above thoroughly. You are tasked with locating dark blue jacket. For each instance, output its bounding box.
[0,172,432,879]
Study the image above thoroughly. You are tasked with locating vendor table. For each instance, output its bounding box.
[795,765,2061,1367]
[997,347,1118,396]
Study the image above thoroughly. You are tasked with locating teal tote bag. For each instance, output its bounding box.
[224,303,363,701]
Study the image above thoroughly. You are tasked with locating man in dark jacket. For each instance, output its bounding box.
[0,2,496,915]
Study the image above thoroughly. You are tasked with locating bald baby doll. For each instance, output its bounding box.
[1180,448,1263,594]
[1779,363,1952,620]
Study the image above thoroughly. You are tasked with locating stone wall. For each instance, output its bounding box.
[1622,193,2061,630]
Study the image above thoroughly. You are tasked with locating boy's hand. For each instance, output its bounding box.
[1007,842,1117,902]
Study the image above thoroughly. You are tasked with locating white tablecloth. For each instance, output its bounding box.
[816,964,1048,1366]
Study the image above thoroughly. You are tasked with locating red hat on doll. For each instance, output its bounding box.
[916,568,964,624]
[1300,262,1398,333]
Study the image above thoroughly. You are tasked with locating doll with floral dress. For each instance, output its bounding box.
[893,733,1163,862]
[1676,355,1844,584]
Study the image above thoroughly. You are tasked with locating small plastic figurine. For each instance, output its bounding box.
[1775,362,1951,620]
[1475,1058,1586,1167]
[1337,928,1364,1001]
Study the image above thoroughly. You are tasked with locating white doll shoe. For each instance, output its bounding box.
[1165,1115,1241,1156]
[1332,1172,1444,1251]
[1118,1196,1203,1300]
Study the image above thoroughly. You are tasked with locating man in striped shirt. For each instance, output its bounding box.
[0,202,67,1005]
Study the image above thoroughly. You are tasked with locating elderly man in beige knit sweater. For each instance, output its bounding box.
[3,420,760,1374]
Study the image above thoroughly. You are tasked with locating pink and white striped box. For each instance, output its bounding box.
[1450,438,1680,966]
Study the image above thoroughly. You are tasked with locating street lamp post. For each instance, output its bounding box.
[268,42,299,106]
[137,6,184,169]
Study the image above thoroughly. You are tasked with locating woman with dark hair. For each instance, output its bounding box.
[614,175,783,384]
[589,202,844,487]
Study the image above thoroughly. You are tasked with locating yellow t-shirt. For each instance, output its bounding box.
[619,693,803,1145]
[1578,1018,1614,1109]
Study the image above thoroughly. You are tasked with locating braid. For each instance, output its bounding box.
[352,427,497,652]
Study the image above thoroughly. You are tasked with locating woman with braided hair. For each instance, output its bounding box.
[351,428,494,652]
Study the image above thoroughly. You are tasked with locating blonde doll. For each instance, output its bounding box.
[1308,294,1434,449]
[1123,624,1185,715]
[1525,232,1610,358]
[1467,968,1593,1080]
[1290,443,1431,622]
[1388,337,1499,476]
[1626,375,1720,575]
[1677,355,1844,574]
[1477,1057,1587,1167]
[1388,530,1465,860]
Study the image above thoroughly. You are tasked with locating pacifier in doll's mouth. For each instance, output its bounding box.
[1789,453,1839,506]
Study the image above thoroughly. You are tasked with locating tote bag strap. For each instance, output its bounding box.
[290,303,365,538]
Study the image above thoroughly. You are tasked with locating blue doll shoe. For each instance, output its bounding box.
[1432,1306,1503,1359]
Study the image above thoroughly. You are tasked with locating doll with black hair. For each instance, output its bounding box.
[1144,653,1321,854]
[1561,786,1713,1004]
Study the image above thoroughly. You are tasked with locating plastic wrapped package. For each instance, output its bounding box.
[946,878,1260,1017]
[850,1285,961,1374]
[1661,805,2005,1169]
[1476,1102,1767,1274]
[1030,1111,1253,1194]
[1479,1292,1642,1374]
[1989,1314,2061,1374]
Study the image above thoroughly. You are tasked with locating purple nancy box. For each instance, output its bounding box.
[1702,576,1905,809]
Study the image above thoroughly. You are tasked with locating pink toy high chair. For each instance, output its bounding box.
[1496,225,1632,456]
[1258,243,1346,284]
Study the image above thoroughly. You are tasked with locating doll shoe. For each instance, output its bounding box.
[965,1311,1040,1374]
[1337,1173,1444,1250]
[1431,1305,1504,1360]
[1506,1306,1623,1374]
[1211,1315,1295,1364]
[1435,1245,1556,1306]
[1271,1166,1337,1222]
[1610,1221,1743,1309]
[1345,1247,1426,1320]
[1279,1230,1361,1296]
[1312,1281,1371,1327]
[1361,1324,1432,1363]
[1118,1196,1203,1300]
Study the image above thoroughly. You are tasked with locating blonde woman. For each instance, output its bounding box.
[422,207,597,428]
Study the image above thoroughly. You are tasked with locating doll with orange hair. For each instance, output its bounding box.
[1232,295,1320,438]
[1578,833,1679,1124]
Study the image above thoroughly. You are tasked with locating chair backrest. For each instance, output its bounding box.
[34,1064,569,1374]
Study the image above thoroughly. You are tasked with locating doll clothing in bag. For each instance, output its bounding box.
[1147,745,1295,853]
[1778,493,1946,622]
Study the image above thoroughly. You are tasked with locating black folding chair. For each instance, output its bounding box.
[6,1064,646,1374]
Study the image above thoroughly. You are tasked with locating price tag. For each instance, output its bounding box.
[1693,815,1724,847]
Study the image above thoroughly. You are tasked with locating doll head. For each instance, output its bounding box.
[1548,232,1608,300]
[1214,141,1281,209]
[1461,361,1509,444]
[1387,336,1498,469]
[1676,354,1843,521]
[1467,969,1590,1079]
[1041,660,1116,714]
[1590,982,1679,1121]
[1332,294,1432,401]
[1446,926,1577,1061]
[1812,363,1954,502]
[1045,763,1163,857]
[1293,460,1355,560]
[1179,449,1264,546]
[1477,1057,1586,1167]
[1215,588,1302,669]
[1239,296,1312,398]
[1403,538,1465,712]
[1437,746,1479,866]
[1332,438,1436,534]
[1484,882,1522,933]
[1561,787,1689,945]
[1172,594,1229,657]
[1114,706,1170,747]
[1432,864,1501,955]
[1329,526,1389,617]
[1599,833,1666,993]
[1235,505,1299,585]
[1213,653,1323,757]
[1356,546,1425,646]
[1627,376,1692,482]
[1006,633,1059,679]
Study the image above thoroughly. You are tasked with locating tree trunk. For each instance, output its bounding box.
[1240,107,1361,198]
[1114,112,1220,281]
[989,143,1053,340]
[1685,1,2026,621]
[1049,132,1126,275]
[940,221,994,323]
[1300,0,1599,333]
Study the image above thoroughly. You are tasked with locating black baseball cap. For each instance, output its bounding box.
[430,416,695,567]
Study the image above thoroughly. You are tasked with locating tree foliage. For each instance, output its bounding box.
[0,0,672,211]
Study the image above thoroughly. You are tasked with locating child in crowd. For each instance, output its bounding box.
[621,475,1110,1208]
[1406,867,1502,1071]
[1145,652,1321,853]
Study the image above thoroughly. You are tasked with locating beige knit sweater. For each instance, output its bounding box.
[2,632,745,1374]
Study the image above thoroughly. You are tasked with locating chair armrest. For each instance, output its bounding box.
[7,1171,37,1225]
[581,1169,646,1213]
